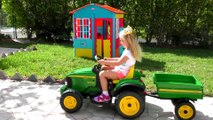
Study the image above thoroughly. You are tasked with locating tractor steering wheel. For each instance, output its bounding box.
[92,55,103,74]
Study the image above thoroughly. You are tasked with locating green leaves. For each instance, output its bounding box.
[1,0,212,44]
[2,0,72,40]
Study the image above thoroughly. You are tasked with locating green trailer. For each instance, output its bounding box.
[148,73,203,120]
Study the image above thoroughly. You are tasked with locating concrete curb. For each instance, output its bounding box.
[0,46,37,58]
[43,76,56,84]
[11,73,23,81]
[1,53,8,58]
[0,70,8,79]
[28,74,38,82]
[0,70,63,85]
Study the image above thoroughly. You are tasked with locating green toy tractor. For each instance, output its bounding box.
[59,56,146,119]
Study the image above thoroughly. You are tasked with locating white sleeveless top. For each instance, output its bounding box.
[114,48,136,75]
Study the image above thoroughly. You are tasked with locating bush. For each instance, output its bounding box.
[0,33,11,40]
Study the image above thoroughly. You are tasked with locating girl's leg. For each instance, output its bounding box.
[94,70,119,102]
[99,70,119,91]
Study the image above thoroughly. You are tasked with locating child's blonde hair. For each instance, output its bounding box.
[119,26,142,62]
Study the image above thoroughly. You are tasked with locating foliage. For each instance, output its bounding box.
[1,0,213,47]
[0,33,11,40]
[2,0,71,40]
[105,0,213,47]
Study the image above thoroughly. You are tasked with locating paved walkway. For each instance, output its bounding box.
[0,39,32,57]
[0,79,213,120]
[0,47,19,55]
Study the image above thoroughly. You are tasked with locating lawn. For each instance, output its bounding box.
[0,42,213,96]
[0,42,96,80]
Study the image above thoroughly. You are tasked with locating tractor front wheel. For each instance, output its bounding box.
[60,90,83,113]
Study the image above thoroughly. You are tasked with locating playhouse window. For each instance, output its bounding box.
[75,18,91,39]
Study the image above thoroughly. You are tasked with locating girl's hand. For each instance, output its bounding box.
[98,59,105,65]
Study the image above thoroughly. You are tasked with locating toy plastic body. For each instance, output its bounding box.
[153,73,203,100]
[60,64,203,119]
[60,62,146,119]
[147,73,203,120]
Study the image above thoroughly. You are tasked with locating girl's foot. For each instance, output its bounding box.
[93,94,110,103]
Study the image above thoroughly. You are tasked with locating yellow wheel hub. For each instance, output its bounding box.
[63,96,77,109]
[119,96,140,116]
[178,105,194,119]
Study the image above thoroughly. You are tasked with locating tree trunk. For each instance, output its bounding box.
[26,28,32,39]
[146,30,153,45]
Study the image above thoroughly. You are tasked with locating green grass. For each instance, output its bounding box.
[138,47,213,96]
[0,43,96,80]
[0,43,213,96]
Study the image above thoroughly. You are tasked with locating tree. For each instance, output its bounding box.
[2,0,72,40]
[1,0,212,46]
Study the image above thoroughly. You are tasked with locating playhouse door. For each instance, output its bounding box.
[95,19,112,58]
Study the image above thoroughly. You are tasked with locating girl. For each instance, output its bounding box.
[93,26,142,103]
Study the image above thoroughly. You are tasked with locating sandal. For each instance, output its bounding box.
[93,94,110,103]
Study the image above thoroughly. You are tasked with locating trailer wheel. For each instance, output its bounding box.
[175,101,195,120]
[171,99,179,106]
[115,92,145,119]
[60,90,83,113]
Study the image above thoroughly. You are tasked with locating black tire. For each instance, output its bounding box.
[115,92,145,119]
[171,99,180,106]
[175,101,196,120]
[60,90,83,113]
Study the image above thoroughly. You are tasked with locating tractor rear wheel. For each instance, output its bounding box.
[115,91,145,119]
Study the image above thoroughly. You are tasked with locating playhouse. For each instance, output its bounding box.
[69,3,125,58]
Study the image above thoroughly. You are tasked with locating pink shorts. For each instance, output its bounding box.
[115,70,125,79]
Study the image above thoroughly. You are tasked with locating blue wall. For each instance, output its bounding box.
[73,3,118,58]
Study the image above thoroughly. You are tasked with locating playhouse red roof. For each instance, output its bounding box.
[69,3,125,14]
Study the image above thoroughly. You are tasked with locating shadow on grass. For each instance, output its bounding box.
[58,43,166,72]
[135,58,165,72]
[58,42,74,49]
[45,42,213,58]
[143,46,213,58]
[35,41,74,50]
[0,39,73,49]
[0,41,33,49]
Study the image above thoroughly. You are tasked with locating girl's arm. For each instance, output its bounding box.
[101,65,114,70]
[105,57,119,61]
[99,56,129,66]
